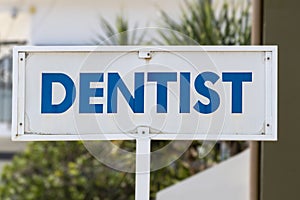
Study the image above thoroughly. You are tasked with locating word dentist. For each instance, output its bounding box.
[41,71,252,115]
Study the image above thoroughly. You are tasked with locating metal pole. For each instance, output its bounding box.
[250,0,263,200]
[135,127,151,200]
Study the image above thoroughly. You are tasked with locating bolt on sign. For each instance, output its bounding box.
[12,46,277,141]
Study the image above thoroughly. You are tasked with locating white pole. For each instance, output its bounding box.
[135,127,151,200]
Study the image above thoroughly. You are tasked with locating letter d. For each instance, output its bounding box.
[41,73,76,113]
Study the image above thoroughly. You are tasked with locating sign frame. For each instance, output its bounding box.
[12,46,278,141]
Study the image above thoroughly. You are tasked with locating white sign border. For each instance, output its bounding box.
[12,46,278,141]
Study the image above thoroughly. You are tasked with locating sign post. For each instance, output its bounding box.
[12,46,277,199]
[135,127,151,200]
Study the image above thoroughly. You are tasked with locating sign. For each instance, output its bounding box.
[12,46,277,141]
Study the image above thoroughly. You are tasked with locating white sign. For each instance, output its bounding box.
[12,46,277,141]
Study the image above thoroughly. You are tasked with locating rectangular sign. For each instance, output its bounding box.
[12,46,277,141]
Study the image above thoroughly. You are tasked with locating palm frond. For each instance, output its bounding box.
[158,0,251,45]
[95,14,149,45]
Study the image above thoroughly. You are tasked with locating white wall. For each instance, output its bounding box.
[157,149,250,200]
[1,0,188,45]
[28,0,187,45]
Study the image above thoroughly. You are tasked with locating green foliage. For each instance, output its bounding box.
[0,142,135,200]
[158,0,251,45]
[95,14,149,45]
